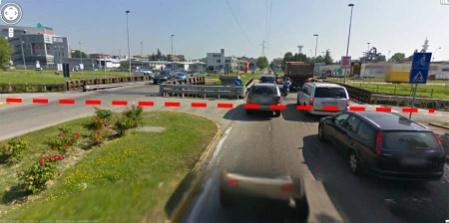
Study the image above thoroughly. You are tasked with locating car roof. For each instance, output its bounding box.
[305,82,344,88]
[352,112,429,131]
[253,83,278,87]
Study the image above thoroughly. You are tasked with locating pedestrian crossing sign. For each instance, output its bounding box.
[409,52,431,84]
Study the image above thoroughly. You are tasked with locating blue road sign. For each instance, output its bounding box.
[409,52,432,84]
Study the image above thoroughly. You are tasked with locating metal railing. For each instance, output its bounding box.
[0,83,66,93]
[160,84,244,99]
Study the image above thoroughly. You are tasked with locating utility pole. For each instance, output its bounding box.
[313,34,319,58]
[344,3,355,84]
[261,40,267,56]
[125,10,131,76]
[20,40,26,70]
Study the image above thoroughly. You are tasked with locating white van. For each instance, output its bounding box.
[297,82,349,116]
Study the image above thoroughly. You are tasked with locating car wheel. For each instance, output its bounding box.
[348,151,363,175]
[219,189,233,208]
[273,110,281,117]
[318,125,326,142]
[294,197,309,219]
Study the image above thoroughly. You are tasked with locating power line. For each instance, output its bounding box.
[224,0,253,46]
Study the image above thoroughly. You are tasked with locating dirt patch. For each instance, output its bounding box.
[134,126,166,133]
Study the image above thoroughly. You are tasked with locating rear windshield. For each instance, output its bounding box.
[251,86,277,95]
[260,76,276,83]
[314,87,347,98]
[383,132,439,150]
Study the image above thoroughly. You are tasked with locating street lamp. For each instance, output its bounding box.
[313,34,319,58]
[344,3,355,83]
[20,40,26,70]
[367,42,371,53]
[125,10,131,76]
[170,34,175,56]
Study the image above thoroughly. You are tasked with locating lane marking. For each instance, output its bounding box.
[210,127,233,167]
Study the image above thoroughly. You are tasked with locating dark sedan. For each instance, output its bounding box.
[318,111,446,180]
[153,71,172,84]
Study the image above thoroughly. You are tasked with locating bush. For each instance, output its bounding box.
[18,157,57,194]
[0,138,29,165]
[87,109,114,145]
[46,127,80,154]
[114,106,143,136]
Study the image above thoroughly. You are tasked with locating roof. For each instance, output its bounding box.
[354,112,429,131]
[305,82,344,88]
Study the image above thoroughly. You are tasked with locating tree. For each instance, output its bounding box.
[0,37,12,70]
[256,56,269,70]
[71,50,88,59]
[388,52,406,63]
[324,50,333,65]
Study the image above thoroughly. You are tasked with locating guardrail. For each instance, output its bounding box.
[0,83,66,93]
[165,77,205,85]
[160,84,244,99]
[66,76,148,91]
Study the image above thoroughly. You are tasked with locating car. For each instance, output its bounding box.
[297,82,349,116]
[133,69,154,78]
[259,74,277,84]
[174,72,189,81]
[246,83,282,117]
[318,111,446,180]
[153,70,172,84]
[220,171,308,217]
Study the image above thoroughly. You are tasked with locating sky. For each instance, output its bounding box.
[10,0,449,61]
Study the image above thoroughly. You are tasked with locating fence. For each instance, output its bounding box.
[165,77,205,85]
[160,84,244,99]
[66,76,148,91]
[0,83,66,93]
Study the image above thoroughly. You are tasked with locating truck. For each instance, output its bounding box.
[284,62,314,91]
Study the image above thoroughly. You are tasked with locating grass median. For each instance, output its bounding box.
[0,111,217,222]
[0,70,129,84]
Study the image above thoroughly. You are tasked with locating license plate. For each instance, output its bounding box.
[322,101,338,106]
[400,157,426,166]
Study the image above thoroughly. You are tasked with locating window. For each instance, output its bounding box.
[357,122,375,147]
[250,86,276,95]
[217,59,221,63]
[335,113,350,127]
[345,115,361,133]
[383,132,439,150]
[314,87,347,98]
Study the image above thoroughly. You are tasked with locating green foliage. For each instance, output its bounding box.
[19,159,57,194]
[324,50,334,65]
[388,52,406,63]
[0,138,29,165]
[89,109,114,145]
[0,37,13,70]
[46,128,80,154]
[115,106,143,136]
[256,56,269,69]
[70,50,88,59]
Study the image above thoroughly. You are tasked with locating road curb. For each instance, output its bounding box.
[165,120,223,223]
[429,122,449,131]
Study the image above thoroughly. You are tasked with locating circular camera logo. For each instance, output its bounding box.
[1,3,23,25]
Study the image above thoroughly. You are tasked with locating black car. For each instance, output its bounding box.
[153,71,172,84]
[318,111,446,180]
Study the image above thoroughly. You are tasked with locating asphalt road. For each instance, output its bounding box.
[1,85,448,223]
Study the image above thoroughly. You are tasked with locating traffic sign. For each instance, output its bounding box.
[409,52,431,84]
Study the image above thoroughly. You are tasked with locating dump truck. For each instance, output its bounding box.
[284,62,314,91]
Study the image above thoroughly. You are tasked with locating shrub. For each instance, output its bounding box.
[114,106,143,136]
[89,128,110,145]
[46,127,80,154]
[18,157,57,194]
[0,138,29,165]
[88,109,113,145]
[94,108,113,128]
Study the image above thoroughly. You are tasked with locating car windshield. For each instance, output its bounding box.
[383,132,439,150]
[251,86,276,95]
[314,87,347,98]
[260,76,275,83]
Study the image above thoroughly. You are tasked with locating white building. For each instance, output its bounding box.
[207,49,225,72]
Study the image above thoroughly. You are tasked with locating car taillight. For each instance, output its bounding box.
[309,97,314,105]
[433,133,443,146]
[227,177,239,187]
[280,183,293,193]
[375,131,383,156]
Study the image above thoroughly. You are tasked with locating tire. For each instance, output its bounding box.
[348,150,363,175]
[219,189,233,208]
[294,197,309,219]
[318,124,326,142]
[273,110,281,117]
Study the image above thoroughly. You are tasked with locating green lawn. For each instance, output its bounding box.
[328,78,449,99]
[204,72,261,85]
[0,70,130,84]
[1,111,216,222]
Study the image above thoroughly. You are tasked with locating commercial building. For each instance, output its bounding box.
[206,49,240,72]
[0,24,69,69]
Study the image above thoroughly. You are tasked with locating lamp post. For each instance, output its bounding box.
[20,40,26,70]
[313,34,319,58]
[344,3,355,83]
[125,10,131,76]
[367,42,370,53]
